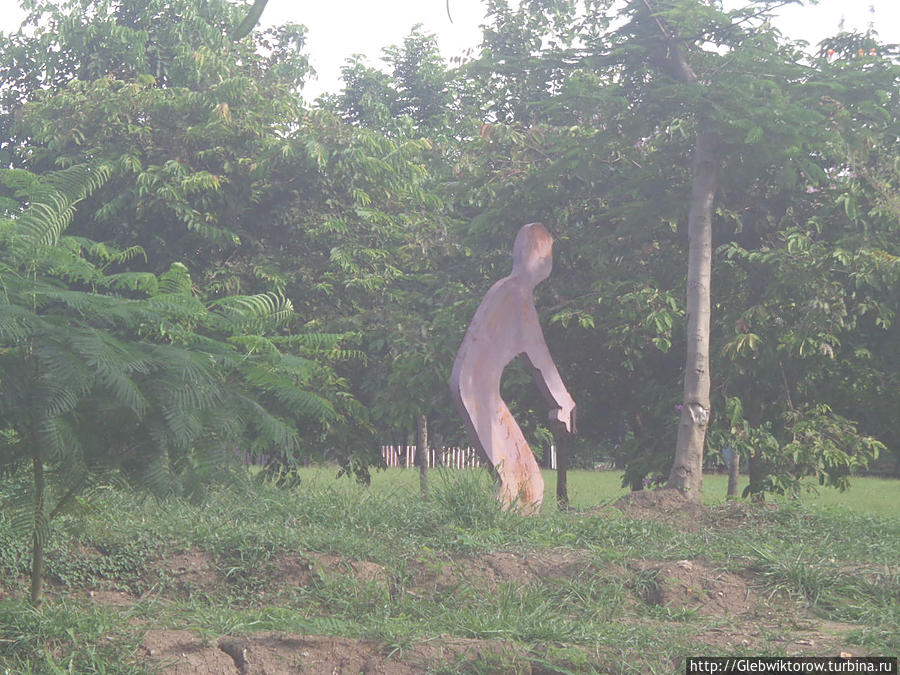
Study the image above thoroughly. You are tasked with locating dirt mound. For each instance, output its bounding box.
[142,630,529,674]
[138,549,390,597]
[409,549,593,593]
[271,553,314,588]
[146,546,592,600]
[218,634,405,675]
[142,630,239,674]
[611,489,710,530]
[143,545,608,602]
[166,550,220,591]
[611,490,785,531]
[273,552,389,590]
[490,549,589,581]
[629,559,755,616]
[86,588,135,606]
[310,553,389,586]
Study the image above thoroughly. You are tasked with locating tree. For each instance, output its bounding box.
[0,162,349,601]
[2,0,311,265]
[619,0,719,499]
[2,0,448,477]
[445,0,896,499]
[606,1,897,498]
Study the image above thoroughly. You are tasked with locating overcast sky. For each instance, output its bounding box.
[3,0,899,100]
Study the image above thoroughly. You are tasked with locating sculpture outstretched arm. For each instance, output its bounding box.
[522,325,576,434]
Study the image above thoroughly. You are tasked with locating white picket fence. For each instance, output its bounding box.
[380,445,483,469]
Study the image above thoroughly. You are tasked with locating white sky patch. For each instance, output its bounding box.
[2,0,898,100]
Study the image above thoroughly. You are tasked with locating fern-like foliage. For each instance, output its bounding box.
[2,164,111,258]
[0,165,360,601]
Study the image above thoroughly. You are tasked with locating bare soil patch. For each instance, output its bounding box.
[611,488,710,530]
[695,617,867,657]
[143,630,529,674]
[629,559,756,616]
[166,549,220,591]
[271,553,314,588]
[607,489,786,532]
[141,629,239,675]
[407,548,595,593]
[85,588,135,606]
[141,619,865,674]
[272,552,389,590]
[309,553,389,586]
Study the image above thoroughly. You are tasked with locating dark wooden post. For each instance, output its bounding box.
[554,427,569,510]
[416,413,429,500]
[726,450,740,499]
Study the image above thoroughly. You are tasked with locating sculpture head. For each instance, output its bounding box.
[512,222,553,285]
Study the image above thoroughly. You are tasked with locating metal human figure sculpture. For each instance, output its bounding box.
[450,223,576,512]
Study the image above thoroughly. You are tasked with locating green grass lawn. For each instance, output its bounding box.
[0,467,896,673]
[306,466,899,517]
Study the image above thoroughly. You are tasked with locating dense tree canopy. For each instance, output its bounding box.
[419,0,898,495]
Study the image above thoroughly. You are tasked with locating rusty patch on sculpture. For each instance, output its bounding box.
[450,223,575,512]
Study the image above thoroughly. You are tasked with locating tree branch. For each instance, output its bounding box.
[231,0,269,41]
[48,474,87,521]
[640,0,698,83]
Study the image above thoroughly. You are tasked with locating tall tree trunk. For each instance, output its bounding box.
[31,452,45,605]
[667,129,719,500]
[643,2,720,501]
[416,413,429,500]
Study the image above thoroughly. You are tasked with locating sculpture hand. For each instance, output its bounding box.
[549,402,576,434]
